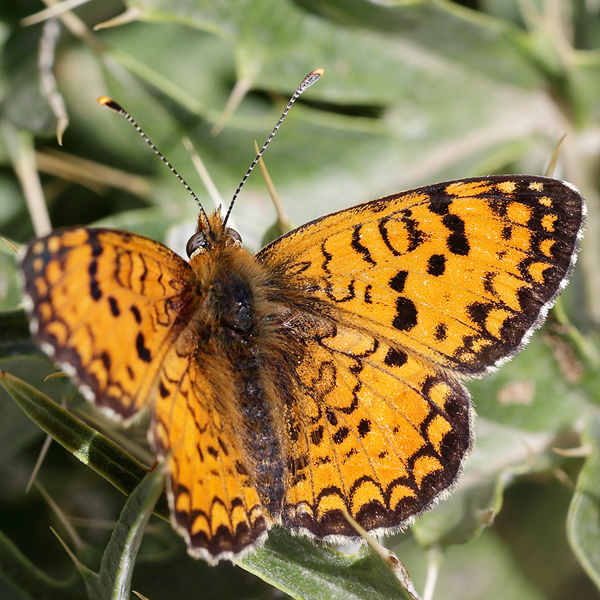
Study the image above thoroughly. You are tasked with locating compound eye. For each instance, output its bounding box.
[226,228,242,246]
[186,231,209,258]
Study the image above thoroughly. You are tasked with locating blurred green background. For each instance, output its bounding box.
[2,1,600,599]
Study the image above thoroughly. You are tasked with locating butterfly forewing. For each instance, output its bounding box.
[257,175,585,376]
[20,228,194,419]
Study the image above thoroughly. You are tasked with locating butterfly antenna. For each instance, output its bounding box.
[222,68,323,227]
[98,96,211,231]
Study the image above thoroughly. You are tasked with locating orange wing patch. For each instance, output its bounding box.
[281,318,470,539]
[20,228,193,419]
[152,341,268,563]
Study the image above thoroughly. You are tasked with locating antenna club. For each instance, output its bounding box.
[308,68,324,81]
[98,96,122,112]
[299,68,324,92]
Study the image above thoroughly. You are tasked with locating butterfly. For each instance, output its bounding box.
[19,172,585,564]
[18,73,586,564]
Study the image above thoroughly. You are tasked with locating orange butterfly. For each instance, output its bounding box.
[19,72,585,564]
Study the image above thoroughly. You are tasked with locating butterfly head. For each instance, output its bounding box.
[186,210,243,260]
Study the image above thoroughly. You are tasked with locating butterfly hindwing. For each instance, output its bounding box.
[152,341,269,563]
[281,318,472,539]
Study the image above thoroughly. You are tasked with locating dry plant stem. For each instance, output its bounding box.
[94,7,142,31]
[39,19,69,145]
[36,150,151,198]
[50,527,87,570]
[253,140,292,231]
[183,137,224,212]
[3,124,52,236]
[211,77,253,136]
[342,509,421,600]
[21,0,94,26]
[35,480,86,550]
[3,238,19,253]
[38,0,103,52]
[26,434,53,494]
[422,546,443,600]
[553,445,592,458]
[224,68,323,225]
[544,133,566,177]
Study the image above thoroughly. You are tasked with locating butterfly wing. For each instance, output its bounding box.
[152,339,268,563]
[259,176,585,376]
[19,228,194,419]
[280,319,471,539]
[258,175,584,538]
[20,227,267,562]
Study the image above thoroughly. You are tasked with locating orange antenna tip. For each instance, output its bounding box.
[309,68,324,79]
[98,97,123,113]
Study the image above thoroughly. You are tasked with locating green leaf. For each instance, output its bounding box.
[0,308,38,358]
[468,335,587,432]
[3,0,599,597]
[567,411,600,591]
[94,0,565,242]
[92,469,164,600]
[240,528,417,600]
[0,527,85,600]
[0,368,169,520]
[294,0,542,88]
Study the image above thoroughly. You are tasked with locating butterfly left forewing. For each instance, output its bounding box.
[258,175,585,377]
